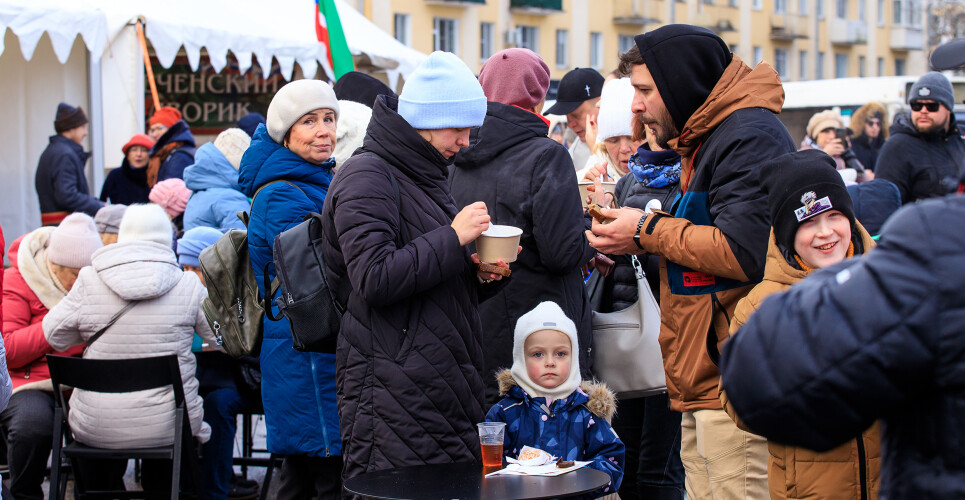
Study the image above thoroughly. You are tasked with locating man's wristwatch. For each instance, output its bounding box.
[633,214,647,250]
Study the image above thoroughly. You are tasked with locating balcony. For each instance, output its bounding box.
[769,13,810,39]
[829,18,867,45]
[510,0,563,14]
[613,0,662,25]
[425,0,485,4]
[890,26,923,51]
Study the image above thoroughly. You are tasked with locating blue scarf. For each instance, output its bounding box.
[629,147,682,189]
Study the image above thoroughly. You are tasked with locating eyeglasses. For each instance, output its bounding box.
[910,101,940,112]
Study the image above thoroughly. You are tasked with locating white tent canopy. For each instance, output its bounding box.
[0,0,426,84]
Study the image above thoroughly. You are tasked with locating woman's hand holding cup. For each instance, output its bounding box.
[452,201,491,246]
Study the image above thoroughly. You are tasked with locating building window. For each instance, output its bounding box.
[775,0,787,13]
[393,13,411,46]
[877,0,885,24]
[519,25,539,52]
[877,56,885,75]
[893,0,902,23]
[590,32,604,69]
[907,0,921,24]
[775,49,789,79]
[858,55,866,76]
[799,50,808,80]
[480,22,494,61]
[817,51,825,79]
[895,58,906,75]
[729,0,738,7]
[817,0,824,17]
[703,0,714,5]
[836,0,847,18]
[799,0,808,14]
[858,0,866,20]
[835,53,849,77]
[556,30,569,68]
[753,46,763,66]
[753,0,763,9]
[433,17,458,53]
[619,35,635,55]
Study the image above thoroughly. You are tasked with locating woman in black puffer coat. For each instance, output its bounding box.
[321,52,509,480]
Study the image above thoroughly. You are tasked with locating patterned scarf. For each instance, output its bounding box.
[628,148,682,189]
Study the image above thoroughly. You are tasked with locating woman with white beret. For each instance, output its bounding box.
[237,78,342,497]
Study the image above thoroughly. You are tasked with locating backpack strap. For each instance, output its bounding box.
[84,301,139,352]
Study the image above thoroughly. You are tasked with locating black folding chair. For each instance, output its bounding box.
[46,354,203,500]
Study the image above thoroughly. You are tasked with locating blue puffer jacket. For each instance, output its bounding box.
[486,371,625,498]
[720,194,965,498]
[183,143,250,232]
[237,124,339,458]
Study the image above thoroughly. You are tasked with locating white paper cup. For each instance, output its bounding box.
[476,225,522,264]
[578,181,618,208]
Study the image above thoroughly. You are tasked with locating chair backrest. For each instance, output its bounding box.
[46,354,186,409]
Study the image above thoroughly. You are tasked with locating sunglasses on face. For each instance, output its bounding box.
[866,120,881,127]
[910,101,940,112]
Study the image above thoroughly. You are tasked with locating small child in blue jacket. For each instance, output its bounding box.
[486,301,625,497]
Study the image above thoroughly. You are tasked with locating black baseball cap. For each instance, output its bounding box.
[543,68,605,116]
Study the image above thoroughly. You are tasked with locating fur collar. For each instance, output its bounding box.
[496,369,617,422]
[16,227,66,310]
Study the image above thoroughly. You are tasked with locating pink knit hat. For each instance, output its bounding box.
[478,48,550,110]
[47,213,103,268]
[149,178,191,218]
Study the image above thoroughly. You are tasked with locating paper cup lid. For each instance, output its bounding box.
[481,225,523,238]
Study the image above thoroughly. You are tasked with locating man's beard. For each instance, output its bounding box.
[915,116,948,135]
[639,112,680,150]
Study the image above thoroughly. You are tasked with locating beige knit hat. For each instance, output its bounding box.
[47,213,103,268]
[806,109,842,140]
[213,128,251,170]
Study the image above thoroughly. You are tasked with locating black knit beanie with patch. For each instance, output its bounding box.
[54,102,88,134]
[758,150,856,253]
[633,25,732,133]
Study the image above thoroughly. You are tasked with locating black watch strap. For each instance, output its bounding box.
[633,214,647,250]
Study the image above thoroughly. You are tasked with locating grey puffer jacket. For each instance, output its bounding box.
[43,240,214,448]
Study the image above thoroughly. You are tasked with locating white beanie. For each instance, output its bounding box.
[118,204,173,248]
[398,51,487,130]
[596,78,635,142]
[213,128,251,170]
[510,301,582,402]
[47,213,103,268]
[333,100,372,166]
[266,79,340,144]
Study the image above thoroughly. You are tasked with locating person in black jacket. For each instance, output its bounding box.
[450,48,595,404]
[585,25,795,498]
[321,52,509,480]
[719,190,965,499]
[147,106,196,188]
[34,103,104,226]
[99,134,154,205]
[876,72,965,204]
[849,101,888,172]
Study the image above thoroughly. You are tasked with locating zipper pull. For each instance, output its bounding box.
[287,292,294,305]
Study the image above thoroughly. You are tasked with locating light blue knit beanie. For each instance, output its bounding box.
[398,51,487,130]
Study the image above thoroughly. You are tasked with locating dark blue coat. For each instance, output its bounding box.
[150,120,196,182]
[99,158,151,205]
[875,113,965,204]
[237,124,339,458]
[183,143,249,232]
[719,194,965,498]
[35,135,102,216]
[486,373,625,498]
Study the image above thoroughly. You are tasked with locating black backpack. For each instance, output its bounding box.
[271,156,403,353]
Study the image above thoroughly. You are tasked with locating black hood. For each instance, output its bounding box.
[361,94,457,217]
[455,102,550,170]
[634,24,731,133]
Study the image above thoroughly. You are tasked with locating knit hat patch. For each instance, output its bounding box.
[397,51,487,130]
[54,103,89,134]
[47,213,103,268]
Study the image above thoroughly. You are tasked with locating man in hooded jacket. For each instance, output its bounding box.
[585,25,795,498]
[450,48,596,403]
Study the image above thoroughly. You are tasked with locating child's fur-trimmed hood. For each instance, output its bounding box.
[496,369,617,422]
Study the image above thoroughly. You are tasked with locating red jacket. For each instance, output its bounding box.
[2,234,83,391]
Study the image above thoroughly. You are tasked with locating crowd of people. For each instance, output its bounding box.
[1,22,962,500]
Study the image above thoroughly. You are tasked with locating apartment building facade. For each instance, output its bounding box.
[352,0,928,81]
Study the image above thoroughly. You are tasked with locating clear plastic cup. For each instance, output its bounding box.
[477,422,506,468]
